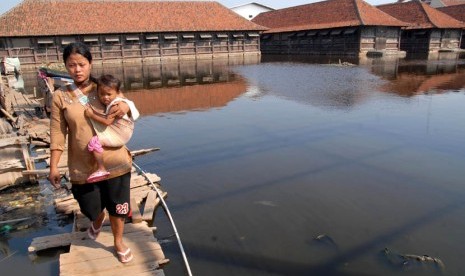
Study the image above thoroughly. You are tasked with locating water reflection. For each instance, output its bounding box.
[364,57,465,96]
[262,54,465,99]
[124,78,248,115]
[94,60,242,91]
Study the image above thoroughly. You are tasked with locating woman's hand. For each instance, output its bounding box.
[108,102,130,119]
[48,166,62,189]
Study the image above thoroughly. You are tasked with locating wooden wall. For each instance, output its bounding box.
[260,26,402,56]
[0,32,261,66]
[400,28,462,53]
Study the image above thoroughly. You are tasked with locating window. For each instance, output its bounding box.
[163,34,178,40]
[344,28,357,35]
[126,35,140,41]
[83,36,99,45]
[0,39,6,50]
[182,34,195,39]
[12,38,30,48]
[105,36,120,43]
[307,30,318,36]
[37,38,54,45]
[145,34,159,41]
[61,37,75,45]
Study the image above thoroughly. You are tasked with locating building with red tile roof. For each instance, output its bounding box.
[0,0,267,66]
[438,4,465,47]
[252,0,408,57]
[378,0,464,53]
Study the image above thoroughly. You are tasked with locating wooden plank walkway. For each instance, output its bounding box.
[59,222,167,276]
[29,169,170,275]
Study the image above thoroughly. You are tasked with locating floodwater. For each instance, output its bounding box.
[2,52,465,276]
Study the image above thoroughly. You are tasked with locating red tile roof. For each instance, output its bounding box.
[251,0,407,34]
[378,0,465,29]
[438,4,465,23]
[0,0,266,37]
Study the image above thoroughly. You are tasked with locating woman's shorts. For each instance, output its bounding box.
[71,172,131,221]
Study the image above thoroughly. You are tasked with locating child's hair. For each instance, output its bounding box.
[97,74,121,93]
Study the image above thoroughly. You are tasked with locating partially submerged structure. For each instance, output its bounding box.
[378,0,464,53]
[251,0,408,57]
[437,4,465,48]
[0,0,266,68]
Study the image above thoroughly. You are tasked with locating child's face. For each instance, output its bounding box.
[98,85,119,106]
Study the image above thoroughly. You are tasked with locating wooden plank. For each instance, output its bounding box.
[21,143,36,183]
[0,107,16,125]
[61,232,162,263]
[0,135,28,147]
[142,190,159,221]
[22,167,68,177]
[131,147,160,157]
[130,197,143,223]
[0,159,25,172]
[130,173,161,189]
[28,232,88,253]
[61,239,168,275]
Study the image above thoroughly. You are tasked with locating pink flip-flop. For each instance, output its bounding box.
[87,213,106,240]
[87,170,110,183]
[116,248,133,263]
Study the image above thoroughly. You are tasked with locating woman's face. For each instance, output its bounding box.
[65,53,92,84]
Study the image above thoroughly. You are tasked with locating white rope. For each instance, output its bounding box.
[132,161,193,276]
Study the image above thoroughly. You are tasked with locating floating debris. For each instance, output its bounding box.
[312,234,338,250]
[381,248,445,272]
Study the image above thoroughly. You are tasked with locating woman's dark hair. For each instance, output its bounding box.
[97,74,121,93]
[63,42,93,64]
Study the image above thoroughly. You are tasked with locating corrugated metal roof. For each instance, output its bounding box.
[378,1,465,29]
[0,0,267,37]
[252,0,408,34]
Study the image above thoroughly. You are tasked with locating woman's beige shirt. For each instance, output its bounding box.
[50,82,132,184]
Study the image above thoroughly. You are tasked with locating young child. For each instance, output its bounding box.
[84,74,139,183]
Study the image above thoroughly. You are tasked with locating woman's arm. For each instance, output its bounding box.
[107,101,130,119]
[48,150,63,189]
[49,90,67,189]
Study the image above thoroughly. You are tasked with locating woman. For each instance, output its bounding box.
[48,42,134,263]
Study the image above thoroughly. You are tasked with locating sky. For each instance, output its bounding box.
[0,0,397,16]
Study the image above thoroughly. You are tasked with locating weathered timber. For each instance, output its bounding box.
[59,222,167,276]
[131,147,160,157]
[130,197,143,223]
[142,190,160,221]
